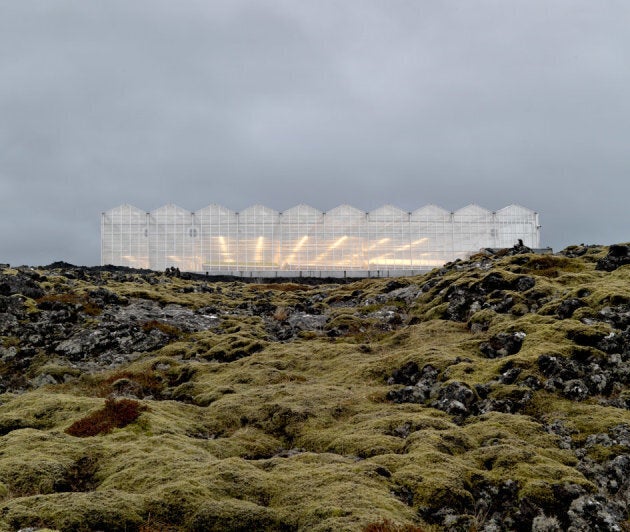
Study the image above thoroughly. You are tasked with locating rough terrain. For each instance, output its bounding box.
[0,242,629,531]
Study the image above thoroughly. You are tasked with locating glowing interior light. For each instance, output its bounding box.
[366,237,390,251]
[369,252,393,263]
[255,236,264,262]
[396,238,428,251]
[218,236,228,254]
[313,235,349,263]
[104,204,539,273]
[282,236,309,266]
[369,258,414,266]
[293,235,309,252]
[329,235,347,250]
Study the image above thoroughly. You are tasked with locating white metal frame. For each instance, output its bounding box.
[101,203,541,273]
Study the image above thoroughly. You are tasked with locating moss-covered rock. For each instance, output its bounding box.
[0,245,629,529]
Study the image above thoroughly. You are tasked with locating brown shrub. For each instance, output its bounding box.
[65,398,147,437]
[37,292,102,315]
[273,306,289,322]
[37,293,83,305]
[82,301,102,316]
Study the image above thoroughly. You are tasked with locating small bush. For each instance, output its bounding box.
[36,292,103,315]
[273,306,289,322]
[82,301,102,316]
[37,293,83,306]
[66,398,147,437]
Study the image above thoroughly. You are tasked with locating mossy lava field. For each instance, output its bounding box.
[0,243,629,531]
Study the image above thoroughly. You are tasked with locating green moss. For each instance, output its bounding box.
[0,392,95,433]
[187,498,287,531]
[158,341,195,358]
[518,255,585,277]
[1,247,629,529]
[1,336,20,348]
[35,363,82,380]
[2,490,144,531]
[201,334,269,362]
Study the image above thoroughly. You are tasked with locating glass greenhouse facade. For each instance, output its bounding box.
[101,203,540,276]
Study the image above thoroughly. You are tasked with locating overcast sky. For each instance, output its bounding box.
[1,0,629,266]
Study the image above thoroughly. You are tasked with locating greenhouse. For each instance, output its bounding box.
[101,203,541,276]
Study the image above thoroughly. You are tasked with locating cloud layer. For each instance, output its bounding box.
[1,1,628,265]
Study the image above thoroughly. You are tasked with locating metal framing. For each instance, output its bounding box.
[101,203,540,274]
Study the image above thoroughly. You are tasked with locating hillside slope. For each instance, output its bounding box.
[0,243,629,531]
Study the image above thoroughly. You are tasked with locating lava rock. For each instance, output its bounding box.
[596,244,630,272]
[432,381,476,416]
[567,495,626,531]
[0,272,45,299]
[445,287,484,322]
[387,364,439,404]
[562,379,590,401]
[557,298,587,319]
[480,332,526,358]
[388,361,420,385]
[499,367,522,385]
[598,305,630,330]
[383,280,408,293]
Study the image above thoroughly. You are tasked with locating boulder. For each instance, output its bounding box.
[480,332,526,358]
[596,244,630,272]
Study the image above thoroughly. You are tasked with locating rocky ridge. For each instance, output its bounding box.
[0,243,628,530]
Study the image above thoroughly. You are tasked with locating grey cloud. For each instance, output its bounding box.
[1,0,628,265]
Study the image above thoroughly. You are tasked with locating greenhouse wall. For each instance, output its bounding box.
[101,203,541,275]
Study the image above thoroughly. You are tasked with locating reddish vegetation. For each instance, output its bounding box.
[36,292,102,315]
[36,293,84,305]
[65,397,147,437]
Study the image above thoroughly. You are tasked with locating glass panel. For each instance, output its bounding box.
[279,205,323,270]
[149,204,196,271]
[101,205,149,269]
[102,203,541,273]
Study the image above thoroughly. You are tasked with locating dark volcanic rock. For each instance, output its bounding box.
[598,305,630,331]
[386,363,439,404]
[443,272,536,323]
[563,379,590,401]
[479,332,526,358]
[537,329,630,403]
[567,495,626,532]
[432,381,476,416]
[388,361,421,385]
[557,298,587,319]
[0,271,45,299]
[596,244,630,272]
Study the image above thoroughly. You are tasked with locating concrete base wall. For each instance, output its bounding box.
[201,268,433,279]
